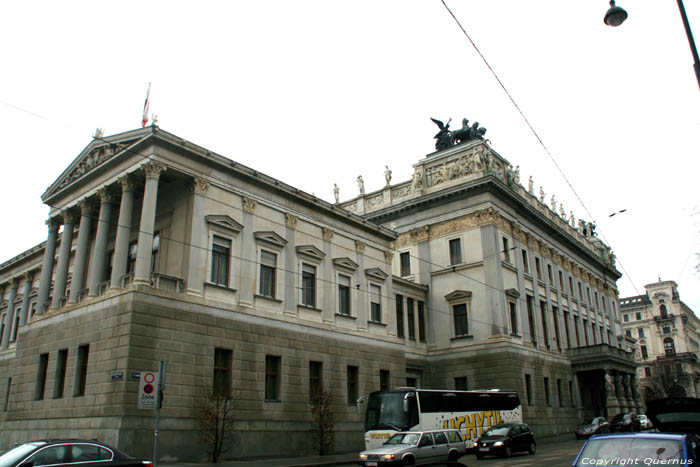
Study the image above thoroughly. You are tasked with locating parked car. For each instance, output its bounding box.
[0,440,153,467]
[610,413,642,432]
[473,422,536,458]
[576,417,610,439]
[357,429,468,466]
[646,397,700,435]
[637,414,652,430]
[572,432,698,467]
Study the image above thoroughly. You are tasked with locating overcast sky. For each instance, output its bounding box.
[1,0,699,311]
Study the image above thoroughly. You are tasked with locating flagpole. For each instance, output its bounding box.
[142,82,151,128]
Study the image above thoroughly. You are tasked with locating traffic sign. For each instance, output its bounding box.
[138,371,160,409]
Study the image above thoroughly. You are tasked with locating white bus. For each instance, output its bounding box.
[360,388,522,450]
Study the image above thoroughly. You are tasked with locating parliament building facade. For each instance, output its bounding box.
[0,124,637,460]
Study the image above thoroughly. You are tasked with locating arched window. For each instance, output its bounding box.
[660,304,668,318]
[663,337,676,356]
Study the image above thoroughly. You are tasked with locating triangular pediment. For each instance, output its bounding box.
[445,290,472,301]
[332,257,359,271]
[296,245,325,261]
[365,268,388,281]
[254,231,287,248]
[42,128,153,202]
[206,215,243,234]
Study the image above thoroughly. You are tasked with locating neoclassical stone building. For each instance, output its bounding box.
[0,124,637,460]
[620,280,700,401]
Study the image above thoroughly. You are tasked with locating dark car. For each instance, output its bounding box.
[572,432,698,467]
[576,416,610,439]
[0,440,153,467]
[610,413,641,432]
[474,423,536,458]
[646,397,700,435]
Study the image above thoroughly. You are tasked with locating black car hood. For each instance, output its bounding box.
[646,397,700,434]
[479,436,507,441]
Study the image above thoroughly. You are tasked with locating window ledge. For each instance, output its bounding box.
[264,399,281,403]
[298,304,322,312]
[204,282,237,293]
[368,320,387,327]
[255,294,283,303]
[335,313,356,320]
[451,334,474,341]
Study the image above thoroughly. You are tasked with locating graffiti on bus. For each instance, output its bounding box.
[442,410,505,440]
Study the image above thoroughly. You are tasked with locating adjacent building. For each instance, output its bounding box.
[620,280,700,401]
[0,123,636,460]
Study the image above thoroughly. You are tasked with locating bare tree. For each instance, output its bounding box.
[309,388,335,456]
[199,391,236,463]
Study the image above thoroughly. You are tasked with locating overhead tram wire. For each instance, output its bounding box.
[438,0,642,297]
[0,100,622,345]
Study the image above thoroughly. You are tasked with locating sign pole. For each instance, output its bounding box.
[154,360,166,467]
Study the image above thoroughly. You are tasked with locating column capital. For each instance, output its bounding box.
[191,177,210,194]
[242,196,257,213]
[142,160,167,179]
[97,187,115,204]
[322,227,334,242]
[118,174,136,192]
[285,213,298,229]
[355,240,366,253]
[61,210,77,225]
[46,216,62,231]
[384,250,394,264]
[77,199,96,216]
[23,270,35,282]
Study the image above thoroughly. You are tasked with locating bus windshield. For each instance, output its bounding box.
[364,391,411,432]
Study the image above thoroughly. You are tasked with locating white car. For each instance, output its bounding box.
[358,429,467,466]
[638,414,653,429]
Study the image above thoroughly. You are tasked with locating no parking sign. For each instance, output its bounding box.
[138,371,160,409]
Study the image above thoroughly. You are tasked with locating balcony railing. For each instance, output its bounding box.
[151,273,185,293]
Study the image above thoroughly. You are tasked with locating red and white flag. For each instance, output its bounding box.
[141,82,151,127]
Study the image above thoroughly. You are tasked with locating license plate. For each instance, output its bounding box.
[479,448,489,452]
[366,463,378,467]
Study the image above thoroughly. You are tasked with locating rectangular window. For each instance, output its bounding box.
[525,374,533,406]
[347,365,358,405]
[53,349,68,399]
[502,237,511,263]
[582,319,589,345]
[74,344,89,397]
[396,294,404,338]
[574,317,581,347]
[265,355,281,401]
[3,377,10,412]
[211,236,231,286]
[370,284,381,322]
[641,345,648,359]
[569,277,574,295]
[638,328,645,338]
[636,312,642,320]
[548,264,553,283]
[453,303,468,336]
[417,301,426,343]
[552,306,561,350]
[10,309,20,342]
[309,361,322,402]
[36,353,49,400]
[380,369,390,391]
[509,302,518,335]
[540,301,550,348]
[449,238,462,265]
[544,377,551,407]
[559,271,565,290]
[0,314,5,345]
[527,295,537,345]
[522,250,530,274]
[454,376,468,390]
[407,297,415,340]
[564,311,571,348]
[569,380,575,407]
[644,367,652,377]
[127,241,137,274]
[623,314,630,322]
[400,252,411,277]
[535,257,542,277]
[338,274,351,316]
[213,348,232,397]
[259,250,277,298]
[625,329,632,337]
[301,263,316,307]
[557,378,563,408]
[150,233,160,273]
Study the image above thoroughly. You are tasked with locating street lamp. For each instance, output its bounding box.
[604,0,700,91]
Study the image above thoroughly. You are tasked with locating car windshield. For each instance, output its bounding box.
[385,433,420,446]
[574,437,683,467]
[0,442,46,467]
[483,427,510,437]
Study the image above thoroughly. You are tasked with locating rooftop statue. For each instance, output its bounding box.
[431,117,487,151]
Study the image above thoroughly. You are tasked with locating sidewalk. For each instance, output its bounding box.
[160,433,578,467]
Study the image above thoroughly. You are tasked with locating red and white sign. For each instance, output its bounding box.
[138,371,159,409]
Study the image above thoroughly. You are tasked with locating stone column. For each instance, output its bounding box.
[185,177,209,296]
[321,227,334,323]
[51,211,76,309]
[133,161,166,286]
[283,213,297,315]
[68,200,94,303]
[19,271,34,326]
[88,188,114,296]
[111,175,135,290]
[355,240,367,329]
[384,251,397,337]
[605,370,621,416]
[37,217,60,314]
[1,280,18,349]
[481,224,507,336]
[239,196,257,306]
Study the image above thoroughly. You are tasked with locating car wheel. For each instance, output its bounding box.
[528,442,536,454]
[403,456,415,466]
[448,451,458,461]
[503,446,512,458]
[476,452,485,459]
